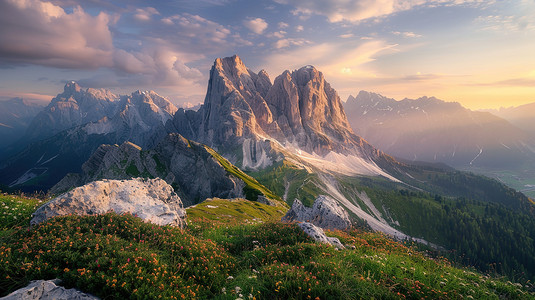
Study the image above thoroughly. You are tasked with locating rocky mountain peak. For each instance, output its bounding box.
[168,55,388,171]
[63,81,82,95]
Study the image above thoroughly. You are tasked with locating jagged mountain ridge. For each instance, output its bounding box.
[0,85,178,192]
[167,55,388,176]
[344,91,535,169]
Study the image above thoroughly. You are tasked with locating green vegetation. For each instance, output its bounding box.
[1,198,532,299]
[125,163,140,177]
[186,198,286,223]
[204,146,283,204]
[247,160,323,207]
[0,193,43,235]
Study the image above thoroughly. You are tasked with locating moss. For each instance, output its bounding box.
[125,163,140,177]
[204,145,284,204]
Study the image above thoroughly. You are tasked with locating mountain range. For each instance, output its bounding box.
[344,91,535,169]
[1,55,535,281]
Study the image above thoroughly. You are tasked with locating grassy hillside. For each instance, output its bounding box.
[0,195,533,299]
[204,146,284,204]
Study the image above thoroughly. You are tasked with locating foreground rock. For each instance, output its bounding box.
[282,195,351,230]
[1,279,98,300]
[31,178,186,227]
[297,222,345,250]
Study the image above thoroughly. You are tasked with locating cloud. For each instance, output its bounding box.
[243,17,268,34]
[278,22,289,28]
[339,33,354,38]
[392,31,422,38]
[296,25,304,32]
[274,38,310,49]
[268,31,287,39]
[0,0,114,69]
[265,40,397,78]
[474,14,535,32]
[133,7,159,22]
[469,78,535,87]
[275,0,491,23]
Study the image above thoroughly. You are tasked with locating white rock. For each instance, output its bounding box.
[1,279,98,300]
[282,195,351,230]
[297,222,345,249]
[31,178,186,227]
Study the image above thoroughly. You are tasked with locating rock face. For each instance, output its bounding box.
[31,178,186,227]
[50,134,248,206]
[0,84,178,193]
[297,222,345,249]
[344,90,535,168]
[282,195,352,230]
[166,55,384,169]
[2,279,98,300]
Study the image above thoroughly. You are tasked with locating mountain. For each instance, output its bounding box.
[0,84,177,192]
[24,82,119,142]
[167,55,390,177]
[484,102,535,137]
[0,97,44,150]
[344,91,535,169]
[51,133,282,207]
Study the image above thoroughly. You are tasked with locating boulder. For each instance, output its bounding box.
[282,195,351,230]
[31,178,186,227]
[297,222,345,250]
[1,279,98,300]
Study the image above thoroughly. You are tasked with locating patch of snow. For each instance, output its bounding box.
[242,138,272,169]
[206,205,218,209]
[9,168,47,187]
[318,174,433,246]
[289,148,399,181]
[356,190,385,222]
[84,119,115,134]
[469,146,483,165]
[39,154,59,165]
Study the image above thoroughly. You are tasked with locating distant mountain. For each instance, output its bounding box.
[0,97,44,150]
[484,102,535,137]
[344,91,535,169]
[24,82,119,142]
[0,84,177,192]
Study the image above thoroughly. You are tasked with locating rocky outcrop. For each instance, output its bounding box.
[31,178,186,227]
[297,222,345,249]
[282,195,352,230]
[50,134,249,206]
[2,279,98,300]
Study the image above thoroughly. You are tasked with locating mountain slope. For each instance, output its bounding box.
[485,101,535,137]
[51,133,283,207]
[344,91,535,169]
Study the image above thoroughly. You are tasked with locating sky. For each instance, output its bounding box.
[0,0,534,110]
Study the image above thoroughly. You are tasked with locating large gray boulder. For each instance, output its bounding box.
[297,222,345,250]
[1,279,98,300]
[32,178,186,227]
[282,195,351,230]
